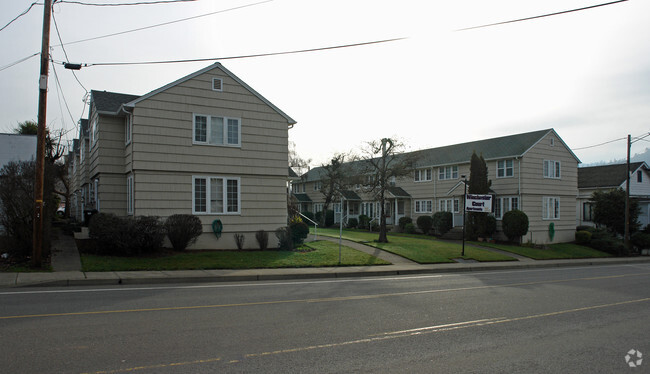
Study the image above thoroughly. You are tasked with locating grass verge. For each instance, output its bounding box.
[80,240,390,272]
[314,228,516,263]
[475,242,613,260]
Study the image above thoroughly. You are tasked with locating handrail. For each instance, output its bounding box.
[297,211,318,241]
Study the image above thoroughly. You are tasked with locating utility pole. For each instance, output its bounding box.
[33,0,53,267]
[624,134,631,253]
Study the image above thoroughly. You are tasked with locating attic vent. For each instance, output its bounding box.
[212,78,223,92]
[550,137,555,146]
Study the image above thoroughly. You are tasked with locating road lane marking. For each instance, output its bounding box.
[2,272,649,320]
[80,357,221,374]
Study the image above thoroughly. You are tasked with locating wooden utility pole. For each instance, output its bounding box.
[33,0,53,267]
[624,134,631,252]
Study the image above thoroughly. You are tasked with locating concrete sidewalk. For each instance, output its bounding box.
[1,233,649,288]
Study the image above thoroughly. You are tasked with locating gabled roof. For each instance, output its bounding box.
[288,167,300,180]
[292,193,312,203]
[123,62,296,125]
[91,90,140,115]
[341,190,362,200]
[302,128,579,182]
[578,162,648,189]
[79,119,89,138]
[387,187,411,198]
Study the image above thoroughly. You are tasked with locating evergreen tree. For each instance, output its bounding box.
[466,151,492,239]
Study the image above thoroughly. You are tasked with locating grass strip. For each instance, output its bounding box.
[475,242,612,260]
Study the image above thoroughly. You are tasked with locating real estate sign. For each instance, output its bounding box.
[465,194,492,213]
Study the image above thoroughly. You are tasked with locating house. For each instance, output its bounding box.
[577,162,650,229]
[295,129,580,244]
[70,62,296,249]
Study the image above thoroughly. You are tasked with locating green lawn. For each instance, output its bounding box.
[80,240,390,272]
[314,228,516,263]
[475,242,613,260]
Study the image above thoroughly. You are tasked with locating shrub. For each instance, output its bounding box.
[88,212,130,255]
[484,215,497,238]
[325,210,335,227]
[502,210,529,242]
[370,221,379,232]
[631,232,650,250]
[358,215,370,229]
[290,220,310,245]
[433,212,453,236]
[275,227,293,250]
[398,216,413,231]
[164,214,203,251]
[132,216,165,254]
[416,215,434,235]
[347,217,358,228]
[575,230,592,244]
[255,230,269,250]
[234,233,245,250]
[404,223,416,234]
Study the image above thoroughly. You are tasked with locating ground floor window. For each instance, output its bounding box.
[494,196,519,219]
[313,203,323,213]
[193,176,240,214]
[583,202,593,222]
[439,198,459,213]
[361,202,378,218]
[415,200,433,214]
[542,196,560,219]
[126,175,134,215]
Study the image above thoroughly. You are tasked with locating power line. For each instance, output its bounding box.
[51,9,88,93]
[0,1,40,32]
[74,37,407,67]
[456,0,628,31]
[573,136,627,151]
[53,0,273,47]
[56,0,198,5]
[0,52,40,72]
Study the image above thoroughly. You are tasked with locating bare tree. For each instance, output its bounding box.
[289,140,311,176]
[319,153,351,226]
[360,138,415,243]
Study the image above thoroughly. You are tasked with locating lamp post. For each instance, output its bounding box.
[461,175,467,257]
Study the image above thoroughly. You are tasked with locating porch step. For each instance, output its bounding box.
[441,227,464,240]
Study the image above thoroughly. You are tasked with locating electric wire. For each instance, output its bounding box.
[456,0,628,31]
[51,9,88,93]
[56,0,198,6]
[77,37,407,67]
[0,1,40,32]
[51,60,80,137]
[0,52,40,72]
[573,137,627,151]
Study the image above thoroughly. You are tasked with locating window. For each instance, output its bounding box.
[543,160,561,179]
[125,115,132,145]
[212,78,223,92]
[583,202,593,222]
[313,181,322,191]
[494,196,518,219]
[362,202,377,218]
[93,179,99,211]
[193,176,240,214]
[80,139,85,163]
[439,198,459,213]
[314,203,323,213]
[497,159,514,178]
[126,175,134,215]
[91,117,98,147]
[542,196,560,219]
[439,165,458,180]
[637,170,643,183]
[414,168,432,182]
[415,200,433,214]
[193,114,241,147]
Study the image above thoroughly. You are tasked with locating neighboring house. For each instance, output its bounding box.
[70,62,296,249]
[295,129,580,244]
[577,162,650,229]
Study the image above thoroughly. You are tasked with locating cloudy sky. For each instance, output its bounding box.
[1,0,649,167]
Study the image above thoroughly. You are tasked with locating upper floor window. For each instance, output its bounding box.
[313,181,322,191]
[414,168,432,182]
[543,160,561,179]
[439,165,458,180]
[193,114,241,147]
[125,115,132,145]
[193,176,240,214]
[497,159,514,178]
[80,139,85,163]
[637,170,643,183]
[91,117,98,147]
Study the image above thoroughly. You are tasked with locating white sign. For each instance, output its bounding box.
[465,194,492,213]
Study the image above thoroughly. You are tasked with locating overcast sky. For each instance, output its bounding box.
[1,0,649,167]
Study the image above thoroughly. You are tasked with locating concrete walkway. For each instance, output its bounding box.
[1,233,648,288]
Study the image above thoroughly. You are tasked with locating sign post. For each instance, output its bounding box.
[463,192,493,256]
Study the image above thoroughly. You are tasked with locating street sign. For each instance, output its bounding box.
[465,194,492,213]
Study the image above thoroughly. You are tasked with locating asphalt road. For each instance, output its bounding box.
[1,264,649,374]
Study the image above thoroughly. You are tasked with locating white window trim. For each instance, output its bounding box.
[93,179,99,211]
[414,168,432,182]
[125,115,132,146]
[192,114,241,147]
[126,175,134,215]
[414,199,433,214]
[438,165,459,180]
[543,160,561,179]
[192,175,241,215]
[496,159,514,178]
[91,117,98,147]
[494,196,519,220]
[212,77,223,92]
[542,196,560,220]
